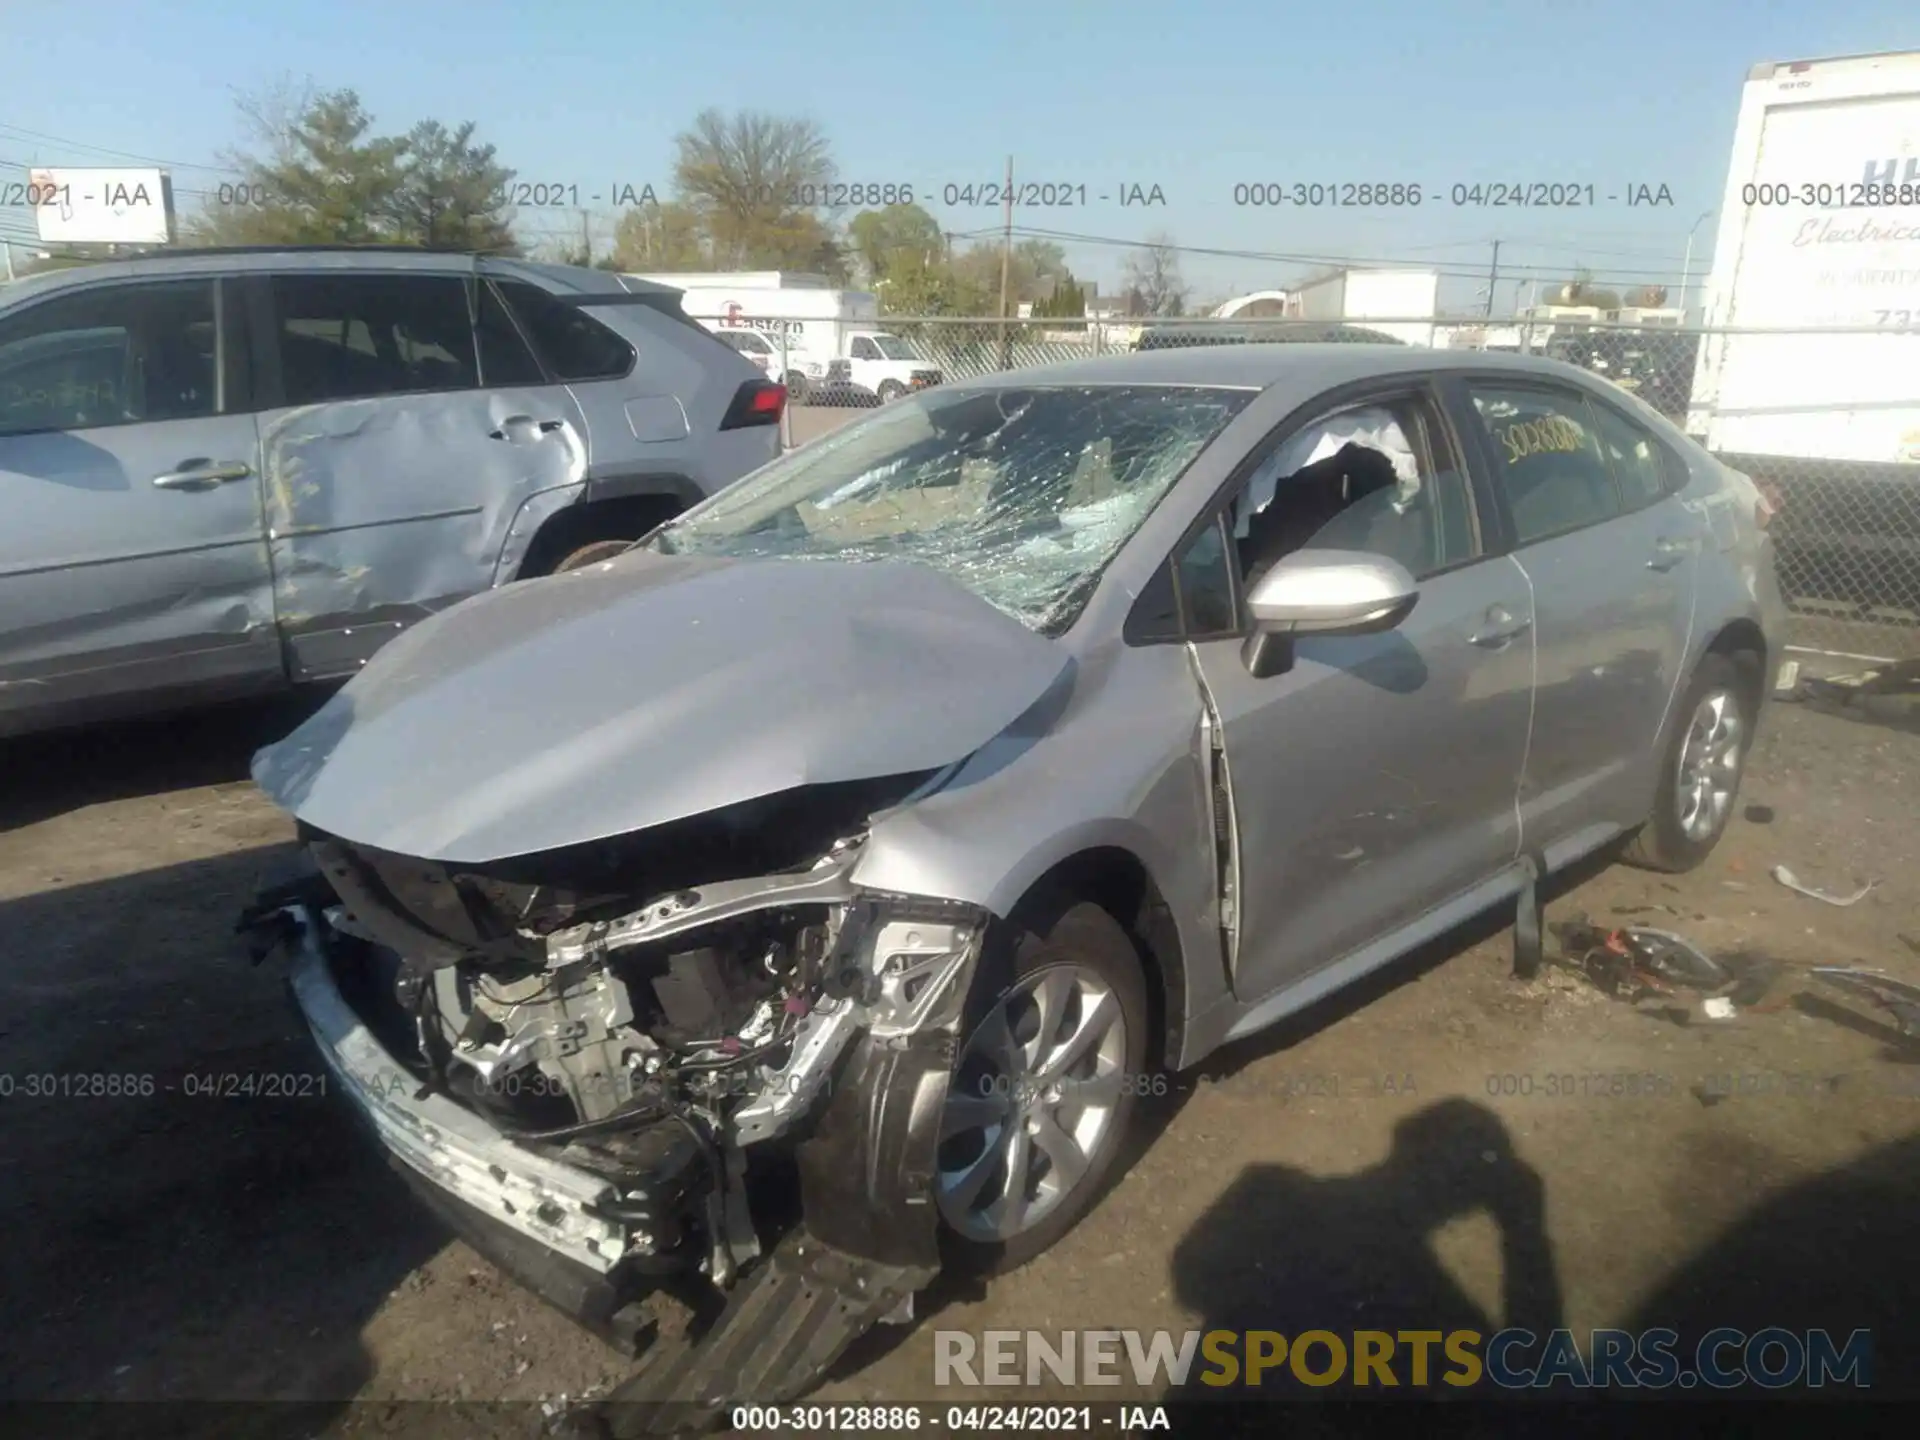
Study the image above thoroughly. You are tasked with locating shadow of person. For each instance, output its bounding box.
[1169,1098,1563,1395]
[1620,1131,1920,1399]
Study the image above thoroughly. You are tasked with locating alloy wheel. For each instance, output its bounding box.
[936,963,1128,1243]
[1675,687,1744,842]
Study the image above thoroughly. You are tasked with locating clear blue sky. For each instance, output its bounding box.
[4,0,1915,311]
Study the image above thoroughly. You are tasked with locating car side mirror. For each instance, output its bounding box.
[1241,549,1420,678]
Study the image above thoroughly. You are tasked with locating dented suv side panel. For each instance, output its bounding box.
[0,251,778,738]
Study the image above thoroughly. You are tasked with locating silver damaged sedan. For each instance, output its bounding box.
[246,344,1785,1419]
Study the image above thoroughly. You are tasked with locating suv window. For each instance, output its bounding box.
[1469,385,1622,544]
[272,274,477,405]
[0,280,216,436]
[1587,400,1669,510]
[497,281,634,382]
[475,281,546,387]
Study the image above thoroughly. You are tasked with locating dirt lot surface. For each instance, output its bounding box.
[4,673,1918,1431]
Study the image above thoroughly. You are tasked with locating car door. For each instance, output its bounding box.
[249,269,586,682]
[1168,380,1536,1003]
[1451,377,1699,858]
[0,274,277,732]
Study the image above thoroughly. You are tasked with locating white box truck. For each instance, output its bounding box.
[1689,50,1920,464]
[1687,49,1920,632]
[627,272,943,402]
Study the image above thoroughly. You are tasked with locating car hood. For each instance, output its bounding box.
[251,550,1071,866]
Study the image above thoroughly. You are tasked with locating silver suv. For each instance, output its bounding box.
[0,248,784,738]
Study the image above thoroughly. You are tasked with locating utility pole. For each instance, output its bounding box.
[997,155,1013,368]
[1484,240,1501,318]
[1678,209,1713,324]
[579,209,592,266]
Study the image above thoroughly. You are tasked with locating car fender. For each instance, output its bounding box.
[854,642,1230,1067]
[489,482,587,587]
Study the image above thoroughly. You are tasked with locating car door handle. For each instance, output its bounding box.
[488,416,567,441]
[1648,537,1692,571]
[1469,608,1532,647]
[152,461,253,491]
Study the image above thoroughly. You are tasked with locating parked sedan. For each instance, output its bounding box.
[245,344,1783,1423]
[0,248,784,739]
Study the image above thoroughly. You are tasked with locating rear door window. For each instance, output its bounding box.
[271,274,479,404]
[1467,385,1623,544]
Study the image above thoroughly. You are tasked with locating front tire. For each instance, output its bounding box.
[937,899,1149,1275]
[877,380,906,404]
[1623,653,1755,872]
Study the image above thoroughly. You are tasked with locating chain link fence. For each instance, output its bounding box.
[690,311,1920,661]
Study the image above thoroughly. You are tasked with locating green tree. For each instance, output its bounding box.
[612,200,709,271]
[875,254,994,316]
[949,237,1069,310]
[847,203,944,286]
[390,119,516,252]
[183,85,517,251]
[1032,270,1086,318]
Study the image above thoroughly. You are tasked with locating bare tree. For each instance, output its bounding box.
[1121,233,1189,317]
[671,109,839,271]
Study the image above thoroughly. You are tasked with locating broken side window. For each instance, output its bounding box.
[1231,397,1476,585]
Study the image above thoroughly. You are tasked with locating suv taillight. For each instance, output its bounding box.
[720,379,786,430]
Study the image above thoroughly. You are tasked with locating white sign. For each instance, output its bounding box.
[721,303,804,341]
[29,167,173,246]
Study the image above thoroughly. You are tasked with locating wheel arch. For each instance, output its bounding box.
[513,490,690,580]
[1001,845,1190,1072]
[1700,616,1769,715]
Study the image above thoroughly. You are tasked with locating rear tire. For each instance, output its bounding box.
[938,898,1149,1276]
[550,539,635,573]
[1623,653,1756,872]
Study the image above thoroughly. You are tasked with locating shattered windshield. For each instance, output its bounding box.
[656,384,1253,633]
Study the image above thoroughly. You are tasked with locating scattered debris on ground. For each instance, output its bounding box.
[1810,968,1920,1040]
[1772,864,1876,907]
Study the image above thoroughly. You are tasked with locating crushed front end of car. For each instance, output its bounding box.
[246,782,990,1424]
[233,546,1086,1430]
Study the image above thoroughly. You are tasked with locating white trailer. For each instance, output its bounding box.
[1688,50,1920,465]
[1287,268,1438,347]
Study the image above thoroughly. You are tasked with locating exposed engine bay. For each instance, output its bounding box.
[269,770,988,1308]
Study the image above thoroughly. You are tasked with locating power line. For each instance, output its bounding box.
[0,122,239,176]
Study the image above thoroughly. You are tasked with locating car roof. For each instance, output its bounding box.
[952,342,1614,396]
[0,248,680,306]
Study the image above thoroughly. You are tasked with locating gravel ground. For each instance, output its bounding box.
[2,674,1916,1431]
